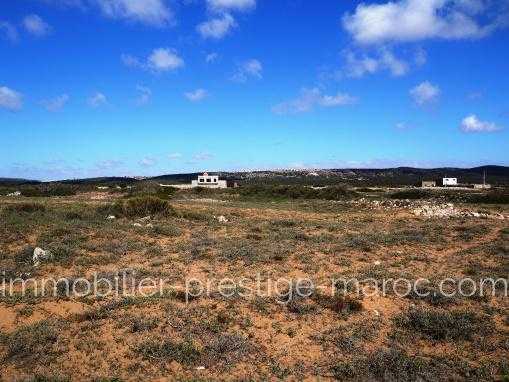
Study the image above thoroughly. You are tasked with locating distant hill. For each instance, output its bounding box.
[58,176,140,185]
[0,178,40,186]
[2,166,508,187]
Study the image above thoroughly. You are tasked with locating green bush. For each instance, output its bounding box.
[4,202,46,213]
[6,320,61,359]
[394,307,494,341]
[155,186,178,200]
[467,191,509,204]
[135,338,201,365]
[390,189,430,200]
[21,185,76,197]
[238,185,355,200]
[113,196,176,218]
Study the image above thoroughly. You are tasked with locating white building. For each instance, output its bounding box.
[191,172,228,188]
[442,177,458,186]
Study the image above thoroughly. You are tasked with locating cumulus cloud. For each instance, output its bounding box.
[184,89,208,102]
[88,92,107,108]
[206,52,219,63]
[272,88,357,115]
[344,48,409,78]
[410,81,440,105]
[95,0,173,27]
[122,48,184,73]
[460,114,501,132]
[197,13,237,39]
[207,0,256,12]
[0,21,19,42]
[135,85,151,106]
[41,94,69,112]
[231,59,263,82]
[23,14,52,37]
[342,0,504,45]
[148,48,184,71]
[0,86,23,111]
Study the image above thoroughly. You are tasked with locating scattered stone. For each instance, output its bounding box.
[374,260,381,266]
[133,223,143,227]
[33,247,52,267]
[106,215,116,220]
[196,366,206,371]
[138,216,151,222]
[7,191,21,197]
[146,223,154,228]
[217,215,228,223]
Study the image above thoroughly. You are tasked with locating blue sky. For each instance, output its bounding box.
[1,0,508,180]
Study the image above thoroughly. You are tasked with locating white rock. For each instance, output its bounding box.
[146,223,154,228]
[106,215,116,220]
[139,216,151,222]
[217,215,228,223]
[133,223,143,227]
[196,366,206,370]
[374,260,381,266]
[33,247,52,267]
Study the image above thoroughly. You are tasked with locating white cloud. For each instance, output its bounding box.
[185,89,208,102]
[207,0,256,12]
[122,48,184,73]
[206,52,219,63]
[0,86,23,111]
[88,92,107,108]
[410,81,440,105]
[41,94,69,112]
[460,114,501,132]
[272,88,357,115]
[168,152,182,160]
[135,85,151,106]
[193,152,214,161]
[95,0,173,27]
[414,47,427,66]
[344,48,409,78]
[197,13,236,39]
[148,48,184,71]
[139,156,157,167]
[0,21,19,42]
[342,0,502,45]
[23,14,52,37]
[395,122,411,129]
[95,159,123,170]
[231,59,263,82]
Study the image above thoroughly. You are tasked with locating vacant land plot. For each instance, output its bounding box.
[0,191,508,381]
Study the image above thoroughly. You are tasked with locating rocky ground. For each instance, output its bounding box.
[0,192,508,381]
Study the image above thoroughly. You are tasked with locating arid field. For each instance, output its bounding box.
[0,187,508,381]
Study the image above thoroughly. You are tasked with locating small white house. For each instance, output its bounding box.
[191,172,228,189]
[442,177,458,186]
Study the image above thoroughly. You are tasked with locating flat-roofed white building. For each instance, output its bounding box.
[442,177,458,186]
[191,172,228,188]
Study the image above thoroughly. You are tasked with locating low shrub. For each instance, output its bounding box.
[238,185,356,201]
[6,319,61,359]
[21,185,76,197]
[394,307,494,341]
[467,191,509,204]
[4,202,46,213]
[112,196,176,218]
[135,338,201,365]
[390,189,430,200]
